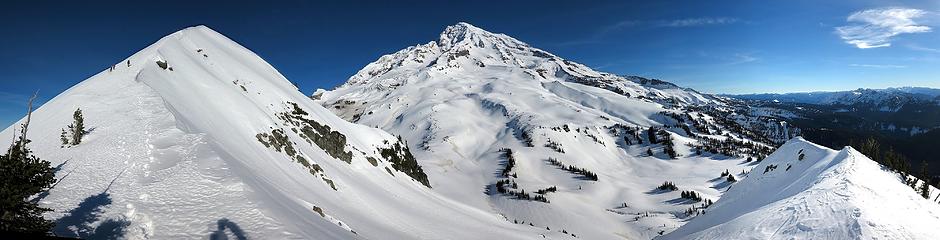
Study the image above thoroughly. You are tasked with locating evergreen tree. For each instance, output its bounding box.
[68,108,85,145]
[657,181,677,191]
[919,161,930,199]
[660,131,677,159]
[1,96,57,234]
[59,129,69,147]
[856,137,881,163]
[883,148,910,174]
[647,148,654,157]
[647,127,658,144]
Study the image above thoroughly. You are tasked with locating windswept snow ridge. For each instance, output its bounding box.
[1,26,537,239]
[660,137,940,240]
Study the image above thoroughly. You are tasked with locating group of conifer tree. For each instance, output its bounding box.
[645,126,678,159]
[853,137,933,200]
[59,109,86,147]
[1,96,59,235]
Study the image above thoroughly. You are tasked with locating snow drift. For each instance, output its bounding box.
[660,137,940,240]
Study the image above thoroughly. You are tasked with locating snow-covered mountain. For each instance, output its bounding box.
[661,137,940,239]
[318,22,798,239]
[8,22,938,240]
[733,87,940,112]
[0,26,543,239]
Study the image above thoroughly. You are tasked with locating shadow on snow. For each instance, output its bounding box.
[209,218,247,240]
[53,173,130,240]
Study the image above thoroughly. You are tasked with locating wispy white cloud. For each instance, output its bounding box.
[555,17,741,46]
[607,17,740,31]
[0,91,46,112]
[0,91,30,105]
[663,52,760,69]
[848,63,907,68]
[908,44,940,53]
[835,8,931,49]
[660,17,740,27]
[728,53,759,65]
[0,91,39,129]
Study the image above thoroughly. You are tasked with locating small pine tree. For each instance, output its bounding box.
[726,174,736,182]
[68,108,86,145]
[59,128,69,146]
[647,148,654,156]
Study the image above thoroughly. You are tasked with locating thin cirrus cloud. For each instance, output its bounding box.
[907,44,940,53]
[555,17,741,46]
[660,17,740,27]
[608,17,740,30]
[835,8,932,49]
[848,63,907,68]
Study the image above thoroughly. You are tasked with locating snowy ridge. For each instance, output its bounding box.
[1,26,538,239]
[661,137,940,239]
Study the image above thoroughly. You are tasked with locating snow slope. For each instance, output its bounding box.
[319,22,794,239]
[660,137,940,240]
[1,26,541,239]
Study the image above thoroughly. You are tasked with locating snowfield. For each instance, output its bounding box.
[661,138,940,240]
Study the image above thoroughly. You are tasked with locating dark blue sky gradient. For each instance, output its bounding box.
[2,0,939,129]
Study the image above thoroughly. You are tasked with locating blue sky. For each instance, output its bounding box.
[2,0,940,129]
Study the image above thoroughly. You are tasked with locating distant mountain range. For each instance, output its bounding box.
[731,87,940,112]
[728,87,940,181]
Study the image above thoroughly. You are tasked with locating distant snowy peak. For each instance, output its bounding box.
[661,137,940,239]
[343,22,715,106]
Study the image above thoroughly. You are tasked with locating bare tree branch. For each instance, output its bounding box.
[11,90,39,155]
